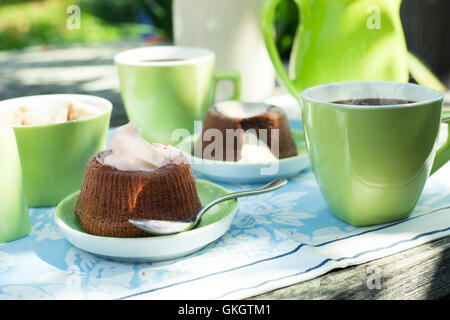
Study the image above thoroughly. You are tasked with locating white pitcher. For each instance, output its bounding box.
[173,0,275,102]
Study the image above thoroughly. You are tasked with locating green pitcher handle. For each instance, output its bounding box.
[212,70,241,101]
[261,0,299,100]
[430,110,450,175]
[408,52,447,93]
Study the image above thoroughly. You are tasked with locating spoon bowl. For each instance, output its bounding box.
[129,178,287,236]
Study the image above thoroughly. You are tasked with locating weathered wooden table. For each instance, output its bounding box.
[1,42,449,300]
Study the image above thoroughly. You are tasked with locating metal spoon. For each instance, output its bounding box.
[128,178,287,236]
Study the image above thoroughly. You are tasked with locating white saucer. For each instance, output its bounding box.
[55,179,238,262]
[178,130,310,184]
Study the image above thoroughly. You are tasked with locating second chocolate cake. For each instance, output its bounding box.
[194,101,298,162]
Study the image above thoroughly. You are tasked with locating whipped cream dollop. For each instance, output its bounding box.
[0,101,99,126]
[104,122,187,172]
[237,131,278,164]
[215,101,269,118]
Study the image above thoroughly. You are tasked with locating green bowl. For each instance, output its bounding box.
[0,94,112,207]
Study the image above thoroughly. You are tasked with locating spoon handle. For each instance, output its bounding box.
[193,178,288,223]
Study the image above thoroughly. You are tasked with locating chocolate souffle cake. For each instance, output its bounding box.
[75,122,202,238]
[194,101,297,162]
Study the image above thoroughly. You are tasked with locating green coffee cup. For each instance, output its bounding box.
[0,94,112,207]
[0,127,30,243]
[115,46,241,145]
[300,81,450,226]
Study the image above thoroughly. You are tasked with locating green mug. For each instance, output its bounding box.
[0,127,30,243]
[115,46,241,145]
[0,94,112,207]
[300,81,450,226]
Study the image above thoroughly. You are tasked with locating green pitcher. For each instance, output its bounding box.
[261,0,445,99]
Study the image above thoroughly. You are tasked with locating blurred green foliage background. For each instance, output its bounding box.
[0,0,148,50]
[0,0,297,59]
[1,0,448,80]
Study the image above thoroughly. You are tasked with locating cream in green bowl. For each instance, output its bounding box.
[0,94,112,207]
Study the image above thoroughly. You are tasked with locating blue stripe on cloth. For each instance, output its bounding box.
[117,206,450,300]
[213,226,450,299]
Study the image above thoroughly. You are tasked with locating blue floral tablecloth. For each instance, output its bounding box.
[1,120,449,299]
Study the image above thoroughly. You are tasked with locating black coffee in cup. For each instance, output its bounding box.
[333,98,416,106]
[141,58,187,63]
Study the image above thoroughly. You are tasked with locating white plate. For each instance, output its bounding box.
[55,179,238,262]
[178,129,310,184]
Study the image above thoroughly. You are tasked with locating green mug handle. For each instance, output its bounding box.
[212,70,241,101]
[260,0,299,99]
[430,111,450,175]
